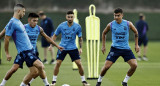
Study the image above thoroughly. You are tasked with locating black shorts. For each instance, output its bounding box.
[19,49,39,68]
[138,36,148,46]
[14,49,41,68]
[106,47,136,63]
[41,37,50,47]
[56,49,80,62]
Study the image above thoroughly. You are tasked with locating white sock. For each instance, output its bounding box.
[42,77,49,85]
[29,78,35,84]
[0,79,7,85]
[20,82,27,86]
[52,76,57,81]
[81,76,86,81]
[123,75,130,83]
[98,75,103,82]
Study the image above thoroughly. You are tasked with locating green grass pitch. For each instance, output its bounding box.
[0,41,160,86]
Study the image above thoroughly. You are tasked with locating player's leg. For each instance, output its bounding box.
[21,66,39,85]
[0,64,19,86]
[122,59,137,86]
[51,50,67,86]
[122,50,137,86]
[74,59,90,86]
[96,47,119,86]
[96,60,113,86]
[1,54,23,86]
[33,60,50,86]
[69,49,90,86]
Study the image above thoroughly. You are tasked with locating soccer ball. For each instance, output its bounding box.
[62,84,70,86]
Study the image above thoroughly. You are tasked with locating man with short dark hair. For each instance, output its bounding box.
[96,8,139,86]
[50,11,90,86]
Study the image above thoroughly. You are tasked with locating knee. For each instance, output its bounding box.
[37,64,45,70]
[56,62,61,67]
[131,63,137,70]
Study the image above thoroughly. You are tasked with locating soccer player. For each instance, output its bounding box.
[50,11,90,86]
[0,12,64,86]
[136,13,149,61]
[96,8,139,86]
[2,4,50,86]
[38,11,55,64]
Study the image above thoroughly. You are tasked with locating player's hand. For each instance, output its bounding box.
[101,46,106,54]
[58,46,64,51]
[48,45,53,51]
[135,45,140,53]
[6,54,12,61]
[79,48,82,55]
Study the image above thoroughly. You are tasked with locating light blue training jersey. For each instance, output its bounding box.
[54,21,82,50]
[110,19,130,49]
[24,24,40,52]
[5,17,33,53]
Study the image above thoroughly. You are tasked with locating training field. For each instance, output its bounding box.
[0,41,160,86]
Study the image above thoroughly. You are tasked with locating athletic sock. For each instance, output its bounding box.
[98,75,103,82]
[20,82,27,86]
[42,77,49,85]
[123,75,130,83]
[0,79,7,85]
[52,76,57,81]
[81,76,86,82]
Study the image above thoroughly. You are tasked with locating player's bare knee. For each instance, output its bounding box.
[56,62,61,67]
[131,63,137,69]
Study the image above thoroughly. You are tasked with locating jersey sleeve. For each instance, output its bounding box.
[5,21,15,36]
[77,25,82,37]
[54,25,61,36]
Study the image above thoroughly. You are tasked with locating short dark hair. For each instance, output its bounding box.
[114,8,123,13]
[28,13,39,18]
[66,11,74,15]
[14,4,25,8]
[139,13,144,19]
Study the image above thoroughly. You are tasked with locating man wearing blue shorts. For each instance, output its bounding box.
[2,4,50,86]
[50,11,90,86]
[136,13,149,61]
[96,8,139,86]
[0,12,63,86]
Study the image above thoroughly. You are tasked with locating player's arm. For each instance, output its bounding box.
[4,35,12,61]
[79,37,83,55]
[40,27,63,51]
[102,23,111,54]
[0,29,6,39]
[129,21,139,53]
